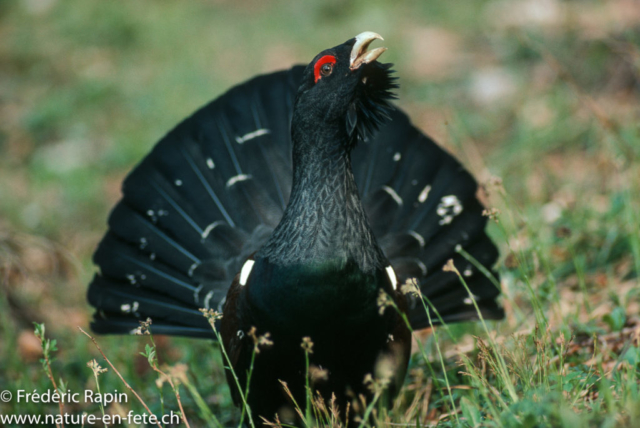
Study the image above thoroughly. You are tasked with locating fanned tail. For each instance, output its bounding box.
[88,65,501,338]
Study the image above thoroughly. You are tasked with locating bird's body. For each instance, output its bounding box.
[221,260,411,422]
[88,33,502,424]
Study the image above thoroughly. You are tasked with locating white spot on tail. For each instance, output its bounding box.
[217,296,226,312]
[206,158,215,169]
[237,330,245,339]
[437,195,463,225]
[188,262,199,277]
[464,294,480,305]
[235,128,271,144]
[193,284,203,303]
[417,261,427,276]
[442,195,463,213]
[121,301,139,313]
[387,334,394,343]
[146,209,158,223]
[408,230,425,248]
[418,185,431,203]
[226,174,252,188]
[393,152,401,161]
[175,179,183,186]
[385,265,397,290]
[201,221,223,240]
[440,216,453,225]
[204,291,214,309]
[382,186,403,206]
[239,260,255,286]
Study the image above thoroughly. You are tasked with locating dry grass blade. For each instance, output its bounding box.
[77,327,163,428]
[152,364,191,428]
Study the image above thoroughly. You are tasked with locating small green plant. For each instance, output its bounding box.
[34,322,66,428]
[136,318,194,428]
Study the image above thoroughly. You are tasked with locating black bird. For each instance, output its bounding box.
[88,32,502,424]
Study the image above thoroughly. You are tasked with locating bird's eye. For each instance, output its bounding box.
[314,55,337,83]
[320,63,333,77]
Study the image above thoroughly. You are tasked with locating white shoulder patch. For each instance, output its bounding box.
[239,260,255,286]
[385,265,397,290]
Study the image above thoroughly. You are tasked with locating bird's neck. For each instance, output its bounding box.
[257,118,385,273]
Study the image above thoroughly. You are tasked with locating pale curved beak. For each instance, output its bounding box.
[350,31,387,71]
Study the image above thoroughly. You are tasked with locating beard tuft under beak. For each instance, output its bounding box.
[350,31,387,71]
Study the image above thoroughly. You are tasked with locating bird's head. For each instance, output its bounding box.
[294,32,398,147]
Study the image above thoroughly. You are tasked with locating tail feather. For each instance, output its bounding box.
[94,234,202,304]
[88,276,209,328]
[90,315,214,338]
[107,204,203,272]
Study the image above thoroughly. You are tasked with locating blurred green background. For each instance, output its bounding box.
[1,0,639,426]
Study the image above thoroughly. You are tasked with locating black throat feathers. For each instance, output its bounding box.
[257,113,386,274]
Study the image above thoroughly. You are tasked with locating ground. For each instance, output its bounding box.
[0,0,639,427]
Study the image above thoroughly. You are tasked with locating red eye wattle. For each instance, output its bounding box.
[314,55,336,83]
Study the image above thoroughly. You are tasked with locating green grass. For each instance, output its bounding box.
[1,0,639,426]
